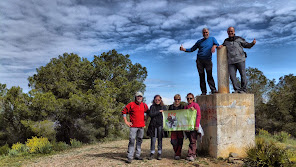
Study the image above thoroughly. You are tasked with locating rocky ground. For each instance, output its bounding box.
[23,138,244,167]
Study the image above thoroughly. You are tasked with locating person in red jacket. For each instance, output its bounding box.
[122,92,149,164]
[184,93,201,161]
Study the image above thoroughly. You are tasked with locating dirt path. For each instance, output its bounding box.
[23,138,241,167]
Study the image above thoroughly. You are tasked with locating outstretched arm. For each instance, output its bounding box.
[241,38,256,48]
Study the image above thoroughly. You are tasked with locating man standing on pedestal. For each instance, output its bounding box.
[180,28,219,95]
[218,27,256,93]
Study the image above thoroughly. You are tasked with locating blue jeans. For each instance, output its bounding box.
[127,127,144,159]
[150,126,163,154]
[228,61,247,92]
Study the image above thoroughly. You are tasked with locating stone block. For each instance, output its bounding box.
[196,93,255,158]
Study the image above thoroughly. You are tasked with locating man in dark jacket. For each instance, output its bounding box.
[218,27,256,93]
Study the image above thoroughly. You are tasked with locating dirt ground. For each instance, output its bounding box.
[23,138,243,167]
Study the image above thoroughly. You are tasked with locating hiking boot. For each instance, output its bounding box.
[157,154,162,160]
[174,156,180,160]
[126,158,132,163]
[148,153,154,160]
[135,156,143,160]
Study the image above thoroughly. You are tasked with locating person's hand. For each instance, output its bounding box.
[180,44,185,51]
[190,106,195,111]
[125,121,133,127]
[252,38,256,45]
[211,45,217,53]
[217,45,223,49]
[195,127,199,131]
[159,110,164,113]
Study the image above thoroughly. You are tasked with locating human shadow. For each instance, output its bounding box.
[84,147,177,163]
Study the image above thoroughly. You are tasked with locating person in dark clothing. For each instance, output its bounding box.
[169,94,184,160]
[147,95,167,160]
[218,27,256,93]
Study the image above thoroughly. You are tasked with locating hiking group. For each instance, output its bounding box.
[122,26,256,163]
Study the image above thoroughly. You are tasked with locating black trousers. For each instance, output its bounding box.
[196,58,217,94]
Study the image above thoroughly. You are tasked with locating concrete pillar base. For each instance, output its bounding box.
[196,93,255,158]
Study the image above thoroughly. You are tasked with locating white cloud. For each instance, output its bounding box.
[0,0,296,94]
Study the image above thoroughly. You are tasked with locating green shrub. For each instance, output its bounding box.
[26,136,52,154]
[8,149,19,157]
[0,144,10,155]
[258,129,272,138]
[21,120,56,141]
[245,137,292,167]
[70,138,82,148]
[275,131,291,143]
[52,141,69,151]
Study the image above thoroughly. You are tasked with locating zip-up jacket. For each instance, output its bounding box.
[122,101,149,127]
[222,36,255,64]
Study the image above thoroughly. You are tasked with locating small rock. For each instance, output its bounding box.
[228,157,235,163]
[229,152,239,158]
[234,160,244,165]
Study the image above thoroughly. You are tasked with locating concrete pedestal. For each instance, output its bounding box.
[196,93,255,158]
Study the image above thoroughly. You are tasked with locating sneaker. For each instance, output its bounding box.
[201,92,206,95]
[126,158,132,163]
[186,156,194,161]
[157,154,162,160]
[174,156,180,160]
[239,90,246,94]
[135,156,143,160]
[148,153,154,160]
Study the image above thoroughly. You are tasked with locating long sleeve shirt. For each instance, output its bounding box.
[184,102,201,128]
[122,101,149,128]
[185,37,219,60]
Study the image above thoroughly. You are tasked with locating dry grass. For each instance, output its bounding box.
[22,138,241,167]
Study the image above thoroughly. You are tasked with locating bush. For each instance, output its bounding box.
[245,137,292,167]
[52,141,69,151]
[21,120,56,141]
[275,131,291,143]
[258,129,272,138]
[8,149,19,156]
[70,138,82,148]
[11,142,29,153]
[0,144,10,155]
[26,136,52,154]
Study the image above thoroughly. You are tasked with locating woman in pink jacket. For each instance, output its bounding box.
[184,93,201,161]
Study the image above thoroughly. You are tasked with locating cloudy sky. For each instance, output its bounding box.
[1,0,296,106]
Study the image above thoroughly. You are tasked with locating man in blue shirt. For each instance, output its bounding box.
[180,28,219,95]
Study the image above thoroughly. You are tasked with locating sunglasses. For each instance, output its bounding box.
[187,98,193,100]
[174,99,181,101]
[155,99,161,101]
